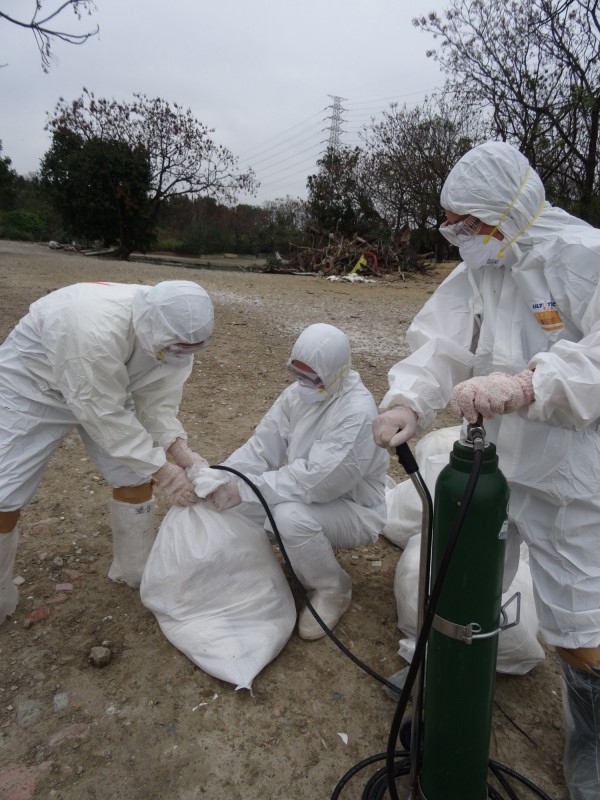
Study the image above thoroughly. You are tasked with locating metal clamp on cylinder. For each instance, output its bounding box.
[433,593,521,645]
[432,614,486,644]
[498,591,521,633]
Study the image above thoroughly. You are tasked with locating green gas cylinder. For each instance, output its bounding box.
[419,436,510,800]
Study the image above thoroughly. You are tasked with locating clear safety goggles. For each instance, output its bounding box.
[287,363,325,389]
[166,339,210,356]
[439,216,483,246]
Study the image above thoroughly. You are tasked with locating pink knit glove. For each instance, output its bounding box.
[167,438,208,470]
[154,462,198,506]
[451,370,535,423]
[208,482,242,512]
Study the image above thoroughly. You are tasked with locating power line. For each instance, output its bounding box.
[242,91,437,174]
[237,109,324,161]
[260,161,319,189]
[243,86,441,200]
[257,144,323,181]
[247,129,324,170]
[346,87,438,106]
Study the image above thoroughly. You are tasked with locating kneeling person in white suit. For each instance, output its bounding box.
[0,280,213,624]
[208,323,389,640]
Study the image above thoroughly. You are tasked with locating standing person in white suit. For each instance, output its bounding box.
[208,323,389,641]
[0,279,213,622]
[372,141,600,800]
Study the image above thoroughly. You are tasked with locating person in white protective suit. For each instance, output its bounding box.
[208,323,390,640]
[0,280,213,622]
[372,141,600,800]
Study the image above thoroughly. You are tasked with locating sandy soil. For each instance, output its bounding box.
[0,240,568,800]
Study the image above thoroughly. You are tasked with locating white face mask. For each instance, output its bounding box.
[297,384,328,404]
[458,235,505,269]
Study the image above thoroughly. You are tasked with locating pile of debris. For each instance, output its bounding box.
[271,228,432,278]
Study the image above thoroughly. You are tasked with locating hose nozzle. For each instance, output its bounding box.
[466,414,486,451]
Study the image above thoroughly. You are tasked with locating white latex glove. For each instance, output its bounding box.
[372,406,418,448]
[167,438,209,470]
[154,462,198,506]
[451,371,535,423]
[208,482,242,512]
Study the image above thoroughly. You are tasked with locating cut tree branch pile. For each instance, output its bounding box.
[271,228,433,277]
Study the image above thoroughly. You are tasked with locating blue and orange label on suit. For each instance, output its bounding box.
[532,299,564,332]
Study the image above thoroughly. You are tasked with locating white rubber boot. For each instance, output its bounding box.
[298,589,352,641]
[108,499,156,589]
[287,532,352,641]
[0,528,19,625]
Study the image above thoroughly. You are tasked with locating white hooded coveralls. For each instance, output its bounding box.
[223,323,389,600]
[0,280,214,509]
[381,141,600,651]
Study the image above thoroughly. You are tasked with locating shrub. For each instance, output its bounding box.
[153,237,183,253]
[0,209,46,241]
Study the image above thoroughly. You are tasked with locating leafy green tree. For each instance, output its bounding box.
[0,210,46,241]
[157,196,234,255]
[262,196,308,233]
[306,146,382,237]
[0,141,17,211]
[155,195,309,257]
[45,90,257,258]
[360,97,480,258]
[261,196,309,253]
[41,128,153,256]
[0,1,98,71]
[12,172,61,236]
[414,0,600,223]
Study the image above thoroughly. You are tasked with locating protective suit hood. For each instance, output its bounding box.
[132,281,214,358]
[440,141,589,255]
[289,323,351,398]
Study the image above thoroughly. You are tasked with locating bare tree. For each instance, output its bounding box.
[1,1,98,71]
[414,0,600,222]
[359,96,484,256]
[46,90,258,228]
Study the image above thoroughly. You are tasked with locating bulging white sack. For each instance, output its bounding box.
[140,503,296,691]
[394,536,545,675]
[383,426,461,549]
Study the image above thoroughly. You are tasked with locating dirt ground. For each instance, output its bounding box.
[0,240,568,800]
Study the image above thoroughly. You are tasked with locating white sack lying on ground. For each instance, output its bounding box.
[140,503,296,691]
[383,426,462,549]
[394,536,545,675]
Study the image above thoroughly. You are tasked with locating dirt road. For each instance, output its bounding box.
[0,241,567,799]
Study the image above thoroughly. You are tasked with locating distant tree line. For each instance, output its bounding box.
[1,0,599,264]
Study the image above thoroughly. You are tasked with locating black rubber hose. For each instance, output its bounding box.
[383,445,485,800]
[211,464,403,694]
[331,441,554,800]
[210,462,555,800]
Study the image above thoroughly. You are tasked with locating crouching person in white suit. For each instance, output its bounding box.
[0,280,213,624]
[208,323,389,640]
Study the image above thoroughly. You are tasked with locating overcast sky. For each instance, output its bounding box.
[1,0,449,205]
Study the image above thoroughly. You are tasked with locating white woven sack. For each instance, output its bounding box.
[382,427,461,548]
[140,503,296,691]
[382,476,423,549]
[383,453,453,548]
[394,537,544,675]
